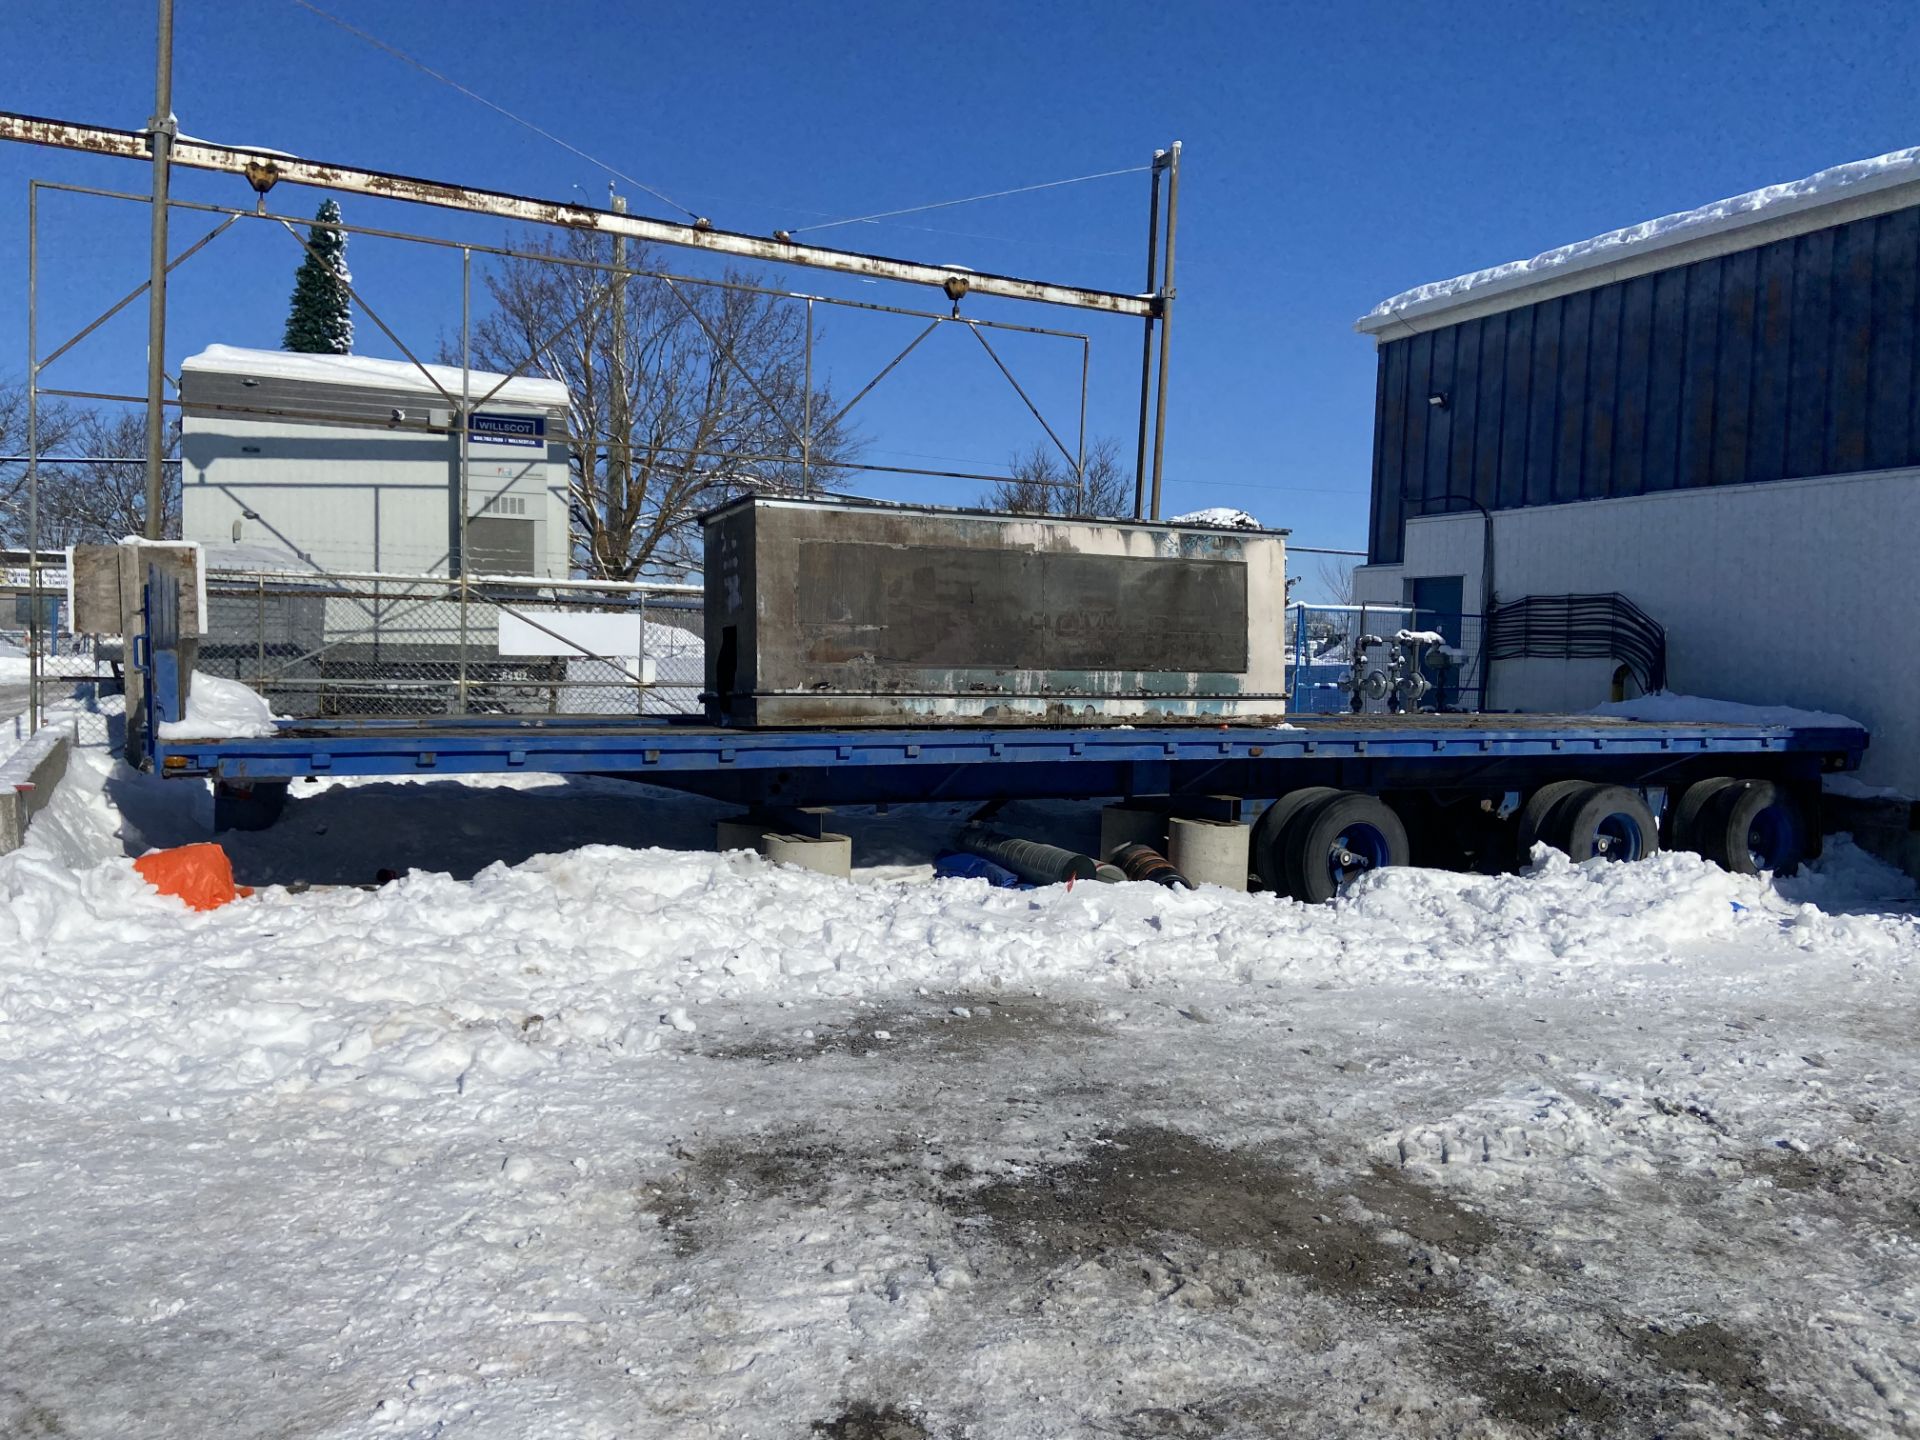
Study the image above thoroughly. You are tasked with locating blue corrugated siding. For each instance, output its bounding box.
[1367,201,1920,563]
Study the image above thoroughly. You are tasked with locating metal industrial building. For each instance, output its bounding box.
[1354,146,1920,799]
[180,345,572,578]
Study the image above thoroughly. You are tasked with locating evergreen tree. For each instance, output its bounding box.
[282,198,354,354]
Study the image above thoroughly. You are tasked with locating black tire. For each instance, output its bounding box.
[1697,780,1808,876]
[1251,787,1341,892]
[1284,792,1410,904]
[1546,784,1659,863]
[1668,777,1742,853]
[1514,780,1591,866]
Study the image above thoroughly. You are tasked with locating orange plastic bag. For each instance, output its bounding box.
[133,843,254,912]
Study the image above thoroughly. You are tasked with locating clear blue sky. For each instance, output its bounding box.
[2,0,1916,579]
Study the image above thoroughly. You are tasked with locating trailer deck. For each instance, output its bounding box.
[154,711,1868,808]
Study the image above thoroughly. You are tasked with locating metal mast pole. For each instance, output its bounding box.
[610,190,629,566]
[26,183,39,733]
[1148,140,1181,521]
[143,0,176,538]
[1132,152,1164,519]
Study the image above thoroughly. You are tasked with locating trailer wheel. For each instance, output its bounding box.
[1546,784,1659,863]
[1513,780,1591,866]
[1251,787,1341,892]
[1284,792,1409,904]
[1696,780,1807,876]
[1668,777,1742,852]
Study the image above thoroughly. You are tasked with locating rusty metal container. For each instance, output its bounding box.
[701,496,1288,726]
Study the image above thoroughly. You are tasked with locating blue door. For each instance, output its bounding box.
[1407,575,1464,708]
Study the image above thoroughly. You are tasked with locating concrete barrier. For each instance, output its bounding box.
[1100,804,1167,860]
[1168,816,1251,891]
[763,831,853,879]
[0,727,73,855]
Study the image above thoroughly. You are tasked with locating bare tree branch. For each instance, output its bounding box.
[458,233,858,581]
[981,436,1129,518]
[0,383,174,545]
[1316,556,1357,606]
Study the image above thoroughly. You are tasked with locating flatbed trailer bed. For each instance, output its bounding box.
[154,711,1867,808]
[150,711,1868,893]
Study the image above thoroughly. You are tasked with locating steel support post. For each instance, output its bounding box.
[1076,338,1089,514]
[143,0,175,539]
[1149,141,1181,521]
[1133,154,1163,519]
[802,297,814,494]
[25,183,39,732]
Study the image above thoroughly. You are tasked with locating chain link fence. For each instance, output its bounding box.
[2,563,122,754]
[1285,602,1487,714]
[197,568,705,722]
[2,560,707,757]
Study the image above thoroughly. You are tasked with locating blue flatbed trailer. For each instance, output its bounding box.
[148,709,1867,892]
[128,539,1871,891]
[152,710,1864,804]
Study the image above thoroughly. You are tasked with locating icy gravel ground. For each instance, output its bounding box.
[2,753,1918,1437]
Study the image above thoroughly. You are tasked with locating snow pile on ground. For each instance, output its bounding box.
[156,671,284,739]
[1169,506,1263,530]
[1364,144,1920,325]
[1824,772,1911,802]
[4,750,1912,1110]
[1590,690,1864,730]
[4,752,1918,1436]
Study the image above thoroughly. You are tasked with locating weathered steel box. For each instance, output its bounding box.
[702,496,1288,726]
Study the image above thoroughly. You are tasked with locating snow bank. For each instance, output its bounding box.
[1589,691,1864,730]
[2,748,1911,1112]
[1824,773,1911,802]
[1168,507,1263,530]
[1364,145,1920,327]
[156,672,284,740]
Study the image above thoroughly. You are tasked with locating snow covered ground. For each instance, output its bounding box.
[3,751,1918,1437]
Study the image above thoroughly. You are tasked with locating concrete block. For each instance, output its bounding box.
[1168,816,1251,891]
[1100,804,1167,860]
[715,818,773,854]
[763,831,852,879]
[0,727,72,855]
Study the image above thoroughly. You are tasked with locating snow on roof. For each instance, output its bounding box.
[1359,145,1920,337]
[1168,506,1264,531]
[182,344,570,408]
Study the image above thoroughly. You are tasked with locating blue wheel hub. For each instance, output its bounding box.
[1590,812,1647,862]
[1328,823,1392,887]
[1745,804,1800,871]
